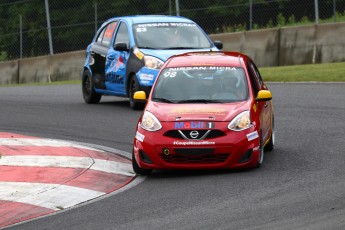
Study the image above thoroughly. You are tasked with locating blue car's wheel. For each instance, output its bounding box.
[129,76,145,110]
[82,70,102,104]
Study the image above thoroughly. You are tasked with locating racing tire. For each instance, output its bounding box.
[256,131,264,168]
[132,150,152,175]
[129,76,145,110]
[264,116,275,152]
[82,70,102,104]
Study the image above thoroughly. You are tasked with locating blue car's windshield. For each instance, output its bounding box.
[133,22,212,49]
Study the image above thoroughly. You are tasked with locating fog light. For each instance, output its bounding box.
[163,148,170,156]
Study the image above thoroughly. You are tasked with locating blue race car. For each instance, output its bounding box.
[82,15,223,109]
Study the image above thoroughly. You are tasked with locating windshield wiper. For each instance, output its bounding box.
[152,97,175,103]
[164,47,200,50]
[137,46,159,49]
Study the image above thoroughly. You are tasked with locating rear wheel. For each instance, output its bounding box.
[132,150,152,175]
[129,76,145,110]
[82,70,102,104]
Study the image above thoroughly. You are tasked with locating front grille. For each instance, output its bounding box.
[160,153,229,164]
[163,130,225,140]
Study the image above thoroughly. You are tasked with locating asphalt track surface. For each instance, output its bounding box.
[0,83,344,230]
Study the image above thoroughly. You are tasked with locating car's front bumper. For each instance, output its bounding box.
[133,123,261,170]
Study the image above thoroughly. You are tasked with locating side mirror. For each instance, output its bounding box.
[214,40,223,50]
[133,91,147,101]
[114,42,129,51]
[256,90,272,101]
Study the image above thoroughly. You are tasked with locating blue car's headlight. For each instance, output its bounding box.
[140,111,162,131]
[144,56,164,70]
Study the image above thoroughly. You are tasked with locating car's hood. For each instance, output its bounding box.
[146,101,250,122]
[139,47,218,62]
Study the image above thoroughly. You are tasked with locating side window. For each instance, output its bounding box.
[114,22,130,47]
[247,63,260,96]
[101,22,117,46]
[250,62,263,87]
[96,28,106,44]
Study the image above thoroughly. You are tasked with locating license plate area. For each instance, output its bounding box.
[173,148,214,155]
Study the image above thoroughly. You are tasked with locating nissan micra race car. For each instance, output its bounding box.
[132,51,274,175]
[82,15,222,109]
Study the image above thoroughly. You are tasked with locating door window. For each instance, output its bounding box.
[114,22,130,47]
[96,28,106,44]
[100,22,117,47]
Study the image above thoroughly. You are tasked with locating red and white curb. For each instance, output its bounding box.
[0,132,137,228]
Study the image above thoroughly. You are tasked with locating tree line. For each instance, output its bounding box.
[0,0,344,61]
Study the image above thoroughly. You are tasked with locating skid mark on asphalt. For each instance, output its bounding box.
[0,132,136,228]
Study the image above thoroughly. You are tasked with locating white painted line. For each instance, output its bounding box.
[0,155,93,168]
[91,158,134,176]
[0,155,134,176]
[0,138,104,151]
[0,182,105,210]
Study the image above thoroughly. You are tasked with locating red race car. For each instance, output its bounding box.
[132,51,274,175]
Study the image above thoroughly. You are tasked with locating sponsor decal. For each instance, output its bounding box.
[168,66,237,71]
[174,121,215,129]
[173,141,215,146]
[253,104,257,113]
[170,108,225,115]
[247,131,259,141]
[137,23,196,28]
[140,73,154,81]
[175,116,216,121]
[140,80,150,85]
[104,23,116,38]
[135,131,145,142]
[136,27,147,32]
[106,73,124,84]
[133,48,144,60]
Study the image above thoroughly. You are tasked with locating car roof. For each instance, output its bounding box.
[164,51,250,68]
[105,15,194,25]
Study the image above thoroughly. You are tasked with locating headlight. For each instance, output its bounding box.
[144,56,164,69]
[140,111,162,131]
[228,111,252,131]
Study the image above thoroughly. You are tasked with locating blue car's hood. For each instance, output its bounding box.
[139,48,218,62]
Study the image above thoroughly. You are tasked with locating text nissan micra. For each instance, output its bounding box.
[132,51,274,175]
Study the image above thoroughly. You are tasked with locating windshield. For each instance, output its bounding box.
[152,66,249,103]
[133,22,212,49]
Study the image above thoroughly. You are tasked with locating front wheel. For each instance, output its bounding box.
[82,70,102,104]
[256,131,264,168]
[129,76,145,110]
[264,116,275,151]
[132,150,152,175]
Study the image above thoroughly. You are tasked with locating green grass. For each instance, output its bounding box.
[259,62,345,82]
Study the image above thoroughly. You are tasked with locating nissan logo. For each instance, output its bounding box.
[190,130,199,139]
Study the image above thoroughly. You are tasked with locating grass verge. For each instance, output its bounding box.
[260,62,345,82]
